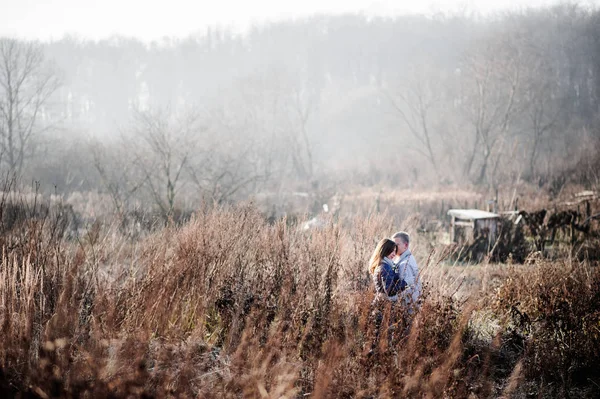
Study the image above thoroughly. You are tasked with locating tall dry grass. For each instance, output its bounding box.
[0,198,598,398]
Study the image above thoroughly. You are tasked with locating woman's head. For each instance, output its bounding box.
[369,238,397,274]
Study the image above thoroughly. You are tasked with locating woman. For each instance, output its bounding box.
[369,238,406,301]
[367,238,406,354]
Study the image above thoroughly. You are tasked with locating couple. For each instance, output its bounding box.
[369,231,421,311]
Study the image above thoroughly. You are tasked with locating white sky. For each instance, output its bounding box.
[0,0,594,42]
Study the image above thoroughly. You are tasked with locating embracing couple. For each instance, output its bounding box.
[368,231,421,311]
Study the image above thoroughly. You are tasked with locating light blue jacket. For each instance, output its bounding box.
[395,249,421,308]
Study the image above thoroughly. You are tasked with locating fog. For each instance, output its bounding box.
[2,0,566,40]
[1,1,599,217]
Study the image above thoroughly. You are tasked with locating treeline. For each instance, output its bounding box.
[1,4,600,214]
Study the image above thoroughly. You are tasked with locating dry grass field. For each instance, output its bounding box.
[0,185,598,398]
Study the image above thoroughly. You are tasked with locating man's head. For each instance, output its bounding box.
[392,231,410,255]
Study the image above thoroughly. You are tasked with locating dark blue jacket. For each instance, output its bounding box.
[373,257,407,297]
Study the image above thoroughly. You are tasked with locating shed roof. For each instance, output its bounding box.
[447,209,499,220]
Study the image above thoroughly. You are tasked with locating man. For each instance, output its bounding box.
[392,231,421,311]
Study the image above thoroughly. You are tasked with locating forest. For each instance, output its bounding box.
[1,4,599,217]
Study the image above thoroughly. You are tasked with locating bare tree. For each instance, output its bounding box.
[0,39,60,175]
[91,140,145,214]
[285,84,317,183]
[521,48,562,180]
[187,143,265,205]
[382,63,443,179]
[127,107,202,218]
[185,102,270,204]
[461,34,522,185]
[232,67,317,189]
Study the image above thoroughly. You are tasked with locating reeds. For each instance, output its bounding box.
[0,199,598,398]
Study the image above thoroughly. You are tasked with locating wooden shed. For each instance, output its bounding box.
[448,209,500,246]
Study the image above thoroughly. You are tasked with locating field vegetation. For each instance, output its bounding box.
[0,180,598,398]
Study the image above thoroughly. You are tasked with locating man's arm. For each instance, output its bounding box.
[409,255,422,302]
[397,256,416,286]
[409,256,419,278]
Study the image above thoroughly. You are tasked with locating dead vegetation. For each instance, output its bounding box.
[0,191,598,398]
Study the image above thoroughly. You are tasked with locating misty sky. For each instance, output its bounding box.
[1,0,588,41]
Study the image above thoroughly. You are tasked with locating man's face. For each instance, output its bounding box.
[394,238,408,255]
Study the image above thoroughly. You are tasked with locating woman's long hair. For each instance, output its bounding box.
[368,238,397,275]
